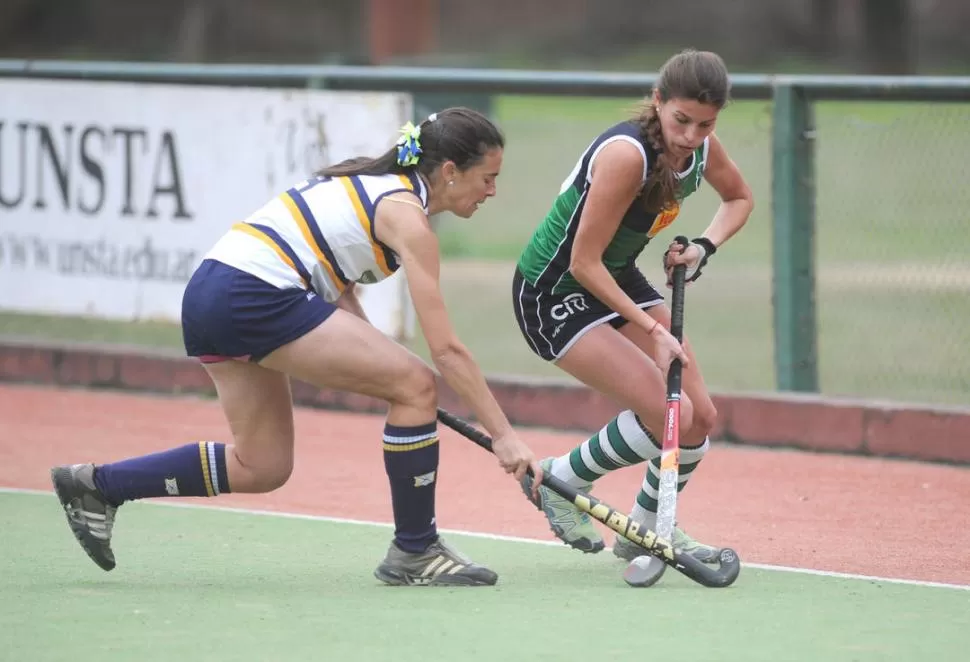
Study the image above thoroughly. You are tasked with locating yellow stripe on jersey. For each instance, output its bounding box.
[197,441,215,497]
[278,192,346,294]
[397,174,414,191]
[339,177,393,277]
[230,223,309,288]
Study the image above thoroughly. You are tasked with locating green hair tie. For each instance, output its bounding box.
[395,121,423,166]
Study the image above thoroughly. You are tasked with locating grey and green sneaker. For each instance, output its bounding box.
[374,536,498,587]
[519,457,605,554]
[50,463,118,571]
[612,524,721,563]
[672,526,721,563]
[612,534,646,562]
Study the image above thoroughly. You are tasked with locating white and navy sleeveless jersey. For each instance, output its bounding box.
[517,121,709,294]
[204,171,429,302]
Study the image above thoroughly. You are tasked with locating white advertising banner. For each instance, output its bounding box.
[0,78,415,338]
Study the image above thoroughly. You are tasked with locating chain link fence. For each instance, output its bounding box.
[415,96,970,407]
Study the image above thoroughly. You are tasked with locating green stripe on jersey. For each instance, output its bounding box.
[516,186,581,291]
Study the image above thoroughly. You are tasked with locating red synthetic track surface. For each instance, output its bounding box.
[3,383,967,585]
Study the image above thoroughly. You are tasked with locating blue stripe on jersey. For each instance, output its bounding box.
[285,188,350,286]
[354,176,402,272]
[403,170,424,198]
[248,223,315,286]
[350,175,376,222]
[350,175,399,272]
[295,175,328,193]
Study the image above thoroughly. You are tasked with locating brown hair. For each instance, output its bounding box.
[315,106,504,180]
[634,49,730,213]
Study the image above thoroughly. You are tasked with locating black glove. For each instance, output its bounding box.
[663,236,717,287]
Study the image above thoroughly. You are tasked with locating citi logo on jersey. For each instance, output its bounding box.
[550,293,590,321]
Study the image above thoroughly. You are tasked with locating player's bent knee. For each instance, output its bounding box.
[640,398,695,439]
[250,460,293,493]
[692,399,717,437]
[392,363,438,412]
[230,445,294,493]
[679,397,695,434]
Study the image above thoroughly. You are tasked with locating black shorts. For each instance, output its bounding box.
[512,267,664,362]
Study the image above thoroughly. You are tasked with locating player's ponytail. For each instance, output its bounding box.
[635,49,730,214]
[316,107,503,180]
[639,105,679,214]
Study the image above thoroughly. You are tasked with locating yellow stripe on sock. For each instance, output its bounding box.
[382,436,439,452]
[198,442,215,497]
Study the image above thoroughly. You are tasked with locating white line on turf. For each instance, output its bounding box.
[5,485,967,592]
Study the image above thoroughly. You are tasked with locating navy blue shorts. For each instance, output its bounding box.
[181,259,338,364]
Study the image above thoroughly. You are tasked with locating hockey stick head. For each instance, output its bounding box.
[625,547,742,588]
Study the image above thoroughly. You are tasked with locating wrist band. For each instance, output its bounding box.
[692,237,717,256]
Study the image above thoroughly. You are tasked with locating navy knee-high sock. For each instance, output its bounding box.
[383,422,439,553]
[93,442,231,507]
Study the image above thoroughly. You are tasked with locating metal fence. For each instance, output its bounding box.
[2,59,969,406]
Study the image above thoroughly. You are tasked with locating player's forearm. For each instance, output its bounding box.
[570,260,656,332]
[431,344,513,439]
[701,197,753,247]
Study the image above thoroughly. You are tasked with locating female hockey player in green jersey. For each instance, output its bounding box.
[512,49,755,564]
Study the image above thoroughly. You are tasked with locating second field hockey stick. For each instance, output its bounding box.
[435,407,741,589]
[623,235,689,587]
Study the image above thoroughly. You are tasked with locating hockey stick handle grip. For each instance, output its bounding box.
[666,236,689,397]
[669,235,689,343]
[436,406,498,453]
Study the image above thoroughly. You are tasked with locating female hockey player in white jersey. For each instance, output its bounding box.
[50,107,542,588]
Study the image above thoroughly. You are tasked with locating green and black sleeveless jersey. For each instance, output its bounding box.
[517,121,709,294]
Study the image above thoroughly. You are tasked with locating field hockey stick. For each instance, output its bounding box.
[623,235,742,588]
[435,407,740,588]
[623,235,689,587]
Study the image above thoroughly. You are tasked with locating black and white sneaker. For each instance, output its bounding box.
[374,536,497,587]
[50,463,118,571]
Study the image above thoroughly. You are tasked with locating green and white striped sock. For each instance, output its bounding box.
[629,437,711,529]
[550,410,662,488]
